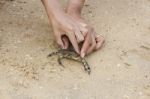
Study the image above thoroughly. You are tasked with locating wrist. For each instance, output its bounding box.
[67,5,82,19]
[67,0,85,16]
[42,0,65,20]
[67,4,82,17]
[67,0,85,20]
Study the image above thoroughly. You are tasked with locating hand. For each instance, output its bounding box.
[67,15,105,57]
[51,13,88,54]
[42,0,87,54]
[66,0,105,57]
[81,25,105,57]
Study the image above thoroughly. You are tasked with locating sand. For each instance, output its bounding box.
[0,0,150,99]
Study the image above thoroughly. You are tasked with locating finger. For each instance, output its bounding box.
[79,26,88,37]
[81,35,90,57]
[75,20,88,37]
[62,36,69,49]
[78,21,95,39]
[86,35,96,55]
[54,33,64,49]
[74,27,84,43]
[95,34,105,50]
[67,33,80,54]
[78,21,87,27]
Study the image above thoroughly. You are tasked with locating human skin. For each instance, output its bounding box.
[41,0,105,57]
[67,0,105,57]
[41,0,87,54]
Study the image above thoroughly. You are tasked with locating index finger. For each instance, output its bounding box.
[67,33,80,54]
[81,35,90,57]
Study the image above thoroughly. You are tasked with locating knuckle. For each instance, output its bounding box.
[102,37,105,40]
[78,34,84,40]
[68,26,74,32]
[78,37,84,43]
[82,30,88,36]
[101,36,105,42]
[67,33,75,39]
[80,36,84,41]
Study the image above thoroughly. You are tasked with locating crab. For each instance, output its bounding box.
[47,49,91,74]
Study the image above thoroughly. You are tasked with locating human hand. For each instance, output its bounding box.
[50,12,87,54]
[42,0,87,54]
[42,0,104,56]
[67,15,105,57]
[81,24,105,57]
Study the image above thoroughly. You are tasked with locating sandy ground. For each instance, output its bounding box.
[0,0,150,99]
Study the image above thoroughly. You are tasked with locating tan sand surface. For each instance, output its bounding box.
[0,0,150,99]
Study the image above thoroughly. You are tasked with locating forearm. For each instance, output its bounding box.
[67,0,85,16]
[41,0,65,20]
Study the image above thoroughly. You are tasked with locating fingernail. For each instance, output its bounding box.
[81,52,85,58]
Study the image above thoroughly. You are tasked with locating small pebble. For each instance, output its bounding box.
[73,84,78,90]
[123,95,129,99]
[139,91,143,96]
[117,64,121,67]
